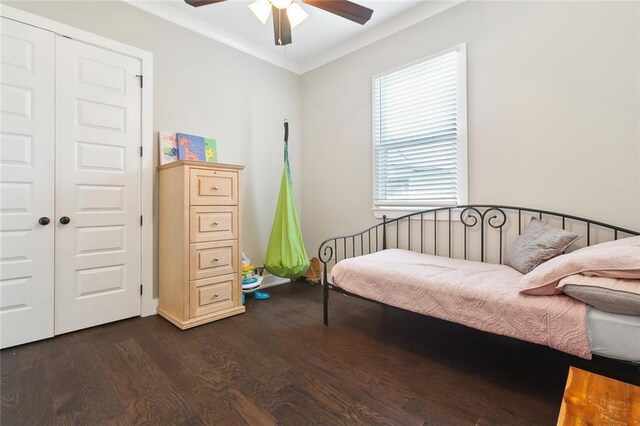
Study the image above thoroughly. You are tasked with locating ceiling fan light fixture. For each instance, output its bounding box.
[286,2,308,29]
[270,0,293,10]
[191,0,373,47]
[248,0,271,24]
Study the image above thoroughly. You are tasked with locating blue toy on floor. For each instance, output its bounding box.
[241,255,270,304]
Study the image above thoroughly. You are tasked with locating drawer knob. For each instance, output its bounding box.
[212,222,219,226]
[213,294,219,298]
[212,186,219,191]
[212,257,219,262]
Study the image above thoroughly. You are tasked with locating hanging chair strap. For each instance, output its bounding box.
[283,121,291,184]
[284,120,289,143]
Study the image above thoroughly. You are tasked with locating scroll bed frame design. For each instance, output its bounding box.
[317,205,639,377]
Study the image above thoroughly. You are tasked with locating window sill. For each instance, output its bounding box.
[372,206,458,220]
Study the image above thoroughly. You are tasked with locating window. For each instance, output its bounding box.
[372,45,467,215]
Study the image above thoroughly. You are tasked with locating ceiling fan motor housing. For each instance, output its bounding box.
[270,0,293,10]
[185,0,374,46]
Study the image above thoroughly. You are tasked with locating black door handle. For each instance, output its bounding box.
[38,217,50,226]
[59,216,71,225]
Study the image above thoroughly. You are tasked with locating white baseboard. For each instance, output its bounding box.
[147,274,288,316]
[144,298,159,316]
[260,273,290,289]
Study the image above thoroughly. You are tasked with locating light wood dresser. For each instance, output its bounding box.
[158,160,245,329]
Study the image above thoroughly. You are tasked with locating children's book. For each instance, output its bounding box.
[204,138,218,163]
[176,133,205,161]
[158,132,177,165]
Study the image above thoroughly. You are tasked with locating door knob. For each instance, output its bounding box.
[59,216,71,225]
[38,217,51,226]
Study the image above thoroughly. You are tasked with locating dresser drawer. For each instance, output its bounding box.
[190,274,236,317]
[190,206,238,243]
[190,240,237,280]
[190,168,238,205]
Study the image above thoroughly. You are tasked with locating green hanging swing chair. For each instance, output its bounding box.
[264,121,309,278]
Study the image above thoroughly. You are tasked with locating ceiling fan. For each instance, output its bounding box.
[185,0,374,46]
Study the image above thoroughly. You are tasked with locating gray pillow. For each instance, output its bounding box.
[557,275,640,315]
[505,218,581,274]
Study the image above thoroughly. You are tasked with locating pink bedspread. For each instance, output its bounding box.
[331,249,591,359]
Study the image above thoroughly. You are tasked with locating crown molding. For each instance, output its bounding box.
[123,0,464,75]
[122,0,304,73]
[298,1,465,73]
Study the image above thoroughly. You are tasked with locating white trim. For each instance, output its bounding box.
[260,273,291,289]
[370,43,464,94]
[299,1,466,74]
[121,0,464,75]
[456,44,469,206]
[372,207,462,221]
[1,5,151,61]
[122,0,303,74]
[371,43,468,217]
[1,4,156,318]
[139,51,155,317]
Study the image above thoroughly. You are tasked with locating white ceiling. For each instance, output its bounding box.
[124,0,463,74]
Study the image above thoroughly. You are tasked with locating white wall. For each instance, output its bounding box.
[5,0,302,294]
[301,1,640,255]
[6,0,639,272]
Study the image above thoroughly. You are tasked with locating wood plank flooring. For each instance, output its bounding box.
[1,283,636,425]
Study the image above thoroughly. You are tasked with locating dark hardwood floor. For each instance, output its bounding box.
[1,282,633,425]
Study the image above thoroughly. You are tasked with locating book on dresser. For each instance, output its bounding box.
[157,160,245,329]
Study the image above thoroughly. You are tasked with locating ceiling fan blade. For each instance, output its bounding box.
[272,6,292,46]
[184,0,226,7]
[302,0,373,25]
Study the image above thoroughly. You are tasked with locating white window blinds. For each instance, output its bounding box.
[373,46,466,208]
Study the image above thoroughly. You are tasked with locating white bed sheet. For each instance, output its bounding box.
[587,305,640,363]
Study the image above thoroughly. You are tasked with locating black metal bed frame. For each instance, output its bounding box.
[318,205,639,328]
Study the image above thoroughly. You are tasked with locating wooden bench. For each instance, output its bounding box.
[558,367,640,425]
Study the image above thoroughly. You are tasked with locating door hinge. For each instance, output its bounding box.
[139,146,143,157]
[140,215,143,226]
[140,284,143,295]
[136,74,143,88]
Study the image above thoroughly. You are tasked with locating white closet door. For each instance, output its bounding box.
[0,18,55,348]
[54,36,142,334]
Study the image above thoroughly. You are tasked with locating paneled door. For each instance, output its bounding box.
[0,18,55,348]
[54,36,142,334]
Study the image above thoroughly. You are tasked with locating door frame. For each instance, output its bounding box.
[1,5,156,317]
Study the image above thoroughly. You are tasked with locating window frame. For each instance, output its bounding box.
[371,44,468,219]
